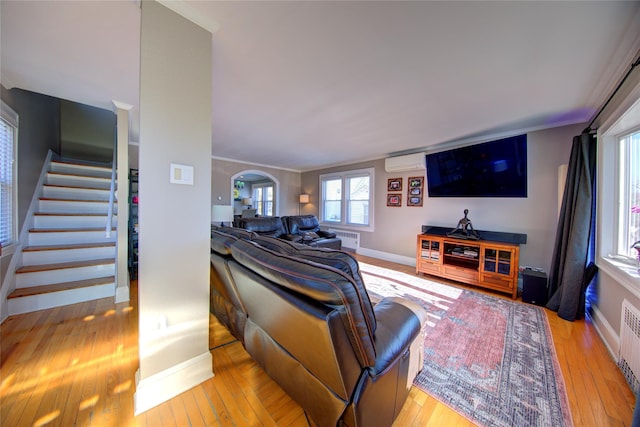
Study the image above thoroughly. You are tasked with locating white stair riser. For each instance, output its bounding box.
[22,246,116,265]
[28,230,115,246]
[34,215,117,229]
[42,186,112,201]
[49,162,112,178]
[8,283,116,316]
[46,173,111,189]
[16,263,115,288]
[38,199,116,215]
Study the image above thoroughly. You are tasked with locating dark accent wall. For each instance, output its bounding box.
[1,86,61,232]
[0,86,61,286]
[60,100,115,163]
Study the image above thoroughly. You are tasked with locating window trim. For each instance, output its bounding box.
[319,167,374,232]
[597,86,640,293]
[0,100,18,255]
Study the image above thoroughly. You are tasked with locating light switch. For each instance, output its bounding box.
[170,163,194,185]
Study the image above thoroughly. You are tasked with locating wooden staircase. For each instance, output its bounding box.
[7,159,117,315]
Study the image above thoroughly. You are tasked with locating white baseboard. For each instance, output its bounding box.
[588,303,620,362]
[134,351,213,415]
[357,247,416,267]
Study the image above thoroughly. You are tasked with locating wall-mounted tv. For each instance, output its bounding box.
[425,134,527,197]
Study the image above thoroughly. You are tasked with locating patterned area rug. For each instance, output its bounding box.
[360,262,573,427]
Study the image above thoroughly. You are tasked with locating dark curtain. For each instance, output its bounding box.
[546,132,597,321]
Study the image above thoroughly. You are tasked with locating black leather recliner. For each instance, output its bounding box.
[237,216,295,240]
[282,215,342,250]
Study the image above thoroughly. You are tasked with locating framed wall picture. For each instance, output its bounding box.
[407,176,424,206]
[387,178,403,192]
[408,176,424,189]
[387,193,402,207]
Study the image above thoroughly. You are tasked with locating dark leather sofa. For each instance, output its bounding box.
[238,215,342,250]
[237,216,289,239]
[210,229,428,427]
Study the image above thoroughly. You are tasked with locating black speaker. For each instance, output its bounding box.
[522,270,548,306]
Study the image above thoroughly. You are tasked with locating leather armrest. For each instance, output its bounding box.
[317,230,337,239]
[281,234,303,243]
[369,297,428,376]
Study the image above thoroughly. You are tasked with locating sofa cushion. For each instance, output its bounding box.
[230,239,377,367]
[251,236,372,324]
[253,237,376,332]
[251,235,308,254]
[210,229,248,342]
[284,215,321,235]
[317,229,337,239]
[292,249,375,333]
[239,216,287,239]
[212,225,255,241]
[301,231,320,240]
[211,229,238,256]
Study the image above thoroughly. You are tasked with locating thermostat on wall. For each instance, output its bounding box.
[170,163,194,185]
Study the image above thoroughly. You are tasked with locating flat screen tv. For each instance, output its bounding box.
[425,134,527,197]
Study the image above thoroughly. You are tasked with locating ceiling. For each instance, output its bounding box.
[2,1,640,172]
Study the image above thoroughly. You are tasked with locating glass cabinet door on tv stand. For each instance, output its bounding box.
[420,238,441,261]
[483,248,513,275]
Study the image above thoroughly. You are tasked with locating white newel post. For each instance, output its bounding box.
[113,101,133,303]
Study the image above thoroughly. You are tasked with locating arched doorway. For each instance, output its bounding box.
[230,170,280,217]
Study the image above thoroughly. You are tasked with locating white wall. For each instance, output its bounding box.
[134,1,213,414]
[211,158,302,216]
[590,71,640,358]
[303,123,579,272]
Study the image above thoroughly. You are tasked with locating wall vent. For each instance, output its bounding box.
[329,229,360,251]
[619,299,640,393]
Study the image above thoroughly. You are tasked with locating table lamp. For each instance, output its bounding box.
[212,204,234,227]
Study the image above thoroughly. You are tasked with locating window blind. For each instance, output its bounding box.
[0,102,17,248]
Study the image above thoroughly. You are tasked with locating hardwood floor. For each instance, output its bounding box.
[0,254,635,426]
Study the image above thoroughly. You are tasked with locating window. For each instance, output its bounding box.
[598,87,640,287]
[320,168,373,230]
[252,183,273,217]
[1,100,18,250]
[619,130,640,259]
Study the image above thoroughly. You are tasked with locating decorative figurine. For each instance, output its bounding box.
[447,209,480,240]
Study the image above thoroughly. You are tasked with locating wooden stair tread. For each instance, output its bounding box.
[39,197,113,203]
[23,242,116,252]
[47,171,110,179]
[16,258,115,274]
[8,276,115,299]
[29,227,115,233]
[43,184,110,191]
[52,159,111,168]
[34,212,111,217]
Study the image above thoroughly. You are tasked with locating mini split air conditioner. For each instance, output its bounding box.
[384,153,426,173]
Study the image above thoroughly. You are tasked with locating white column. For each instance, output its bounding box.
[134,0,215,415]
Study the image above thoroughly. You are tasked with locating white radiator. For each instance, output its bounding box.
[619,299,640,393]
[329,229,360,251]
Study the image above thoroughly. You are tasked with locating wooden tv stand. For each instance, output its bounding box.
[416,226,526,299]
